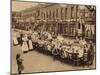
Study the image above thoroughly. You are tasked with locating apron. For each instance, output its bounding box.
[28,40,33,50]
[13,32,18,45]
[22,37,29,52]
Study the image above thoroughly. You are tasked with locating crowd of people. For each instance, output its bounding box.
[12,28,95,67]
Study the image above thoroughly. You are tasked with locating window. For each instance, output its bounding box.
[46,11,48,18]
[53,10,55,19]
[71,6,74,18]
[65,8,67,19]
[61,8,63,19]
[56,9,58,18]
[78,23,81,29]
[49,10,51,19]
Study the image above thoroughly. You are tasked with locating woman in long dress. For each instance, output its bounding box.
[22,34,29,53]
[13,32,18,45]
[28,36,33,51]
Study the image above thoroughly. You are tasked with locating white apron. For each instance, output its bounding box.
[13,32,18,45]
[13,37,18,45]
[28,40,33,50]
[22,37,29,52]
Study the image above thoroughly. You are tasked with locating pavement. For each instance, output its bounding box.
[11,29,96,74]
[11,44,96,74]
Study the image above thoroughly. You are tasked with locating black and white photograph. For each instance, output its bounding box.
[11,0,96,74]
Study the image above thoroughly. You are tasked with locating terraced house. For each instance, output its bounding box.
[12,2,96,41]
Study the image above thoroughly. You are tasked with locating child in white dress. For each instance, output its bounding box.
[22,34,29,53]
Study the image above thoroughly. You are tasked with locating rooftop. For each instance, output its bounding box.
[12,1,39,12]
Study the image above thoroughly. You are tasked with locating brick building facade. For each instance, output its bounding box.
[12,3,96,39]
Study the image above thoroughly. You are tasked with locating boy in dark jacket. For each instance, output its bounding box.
[16,53,24,74]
